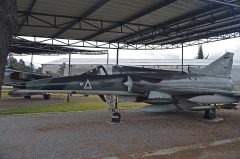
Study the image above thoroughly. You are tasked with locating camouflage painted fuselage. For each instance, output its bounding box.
[23,70,233,97]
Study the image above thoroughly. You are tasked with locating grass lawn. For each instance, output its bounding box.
[0,100,146,115]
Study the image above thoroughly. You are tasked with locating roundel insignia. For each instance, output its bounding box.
[84,79,92,89]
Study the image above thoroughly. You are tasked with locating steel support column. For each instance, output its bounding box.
[68,52,71,76]
[67,52,71,102]
[182,43,184,72]
[116,43,120,65]
[107,52,109,65]
[116,48,119,65]
[30,53,33,72]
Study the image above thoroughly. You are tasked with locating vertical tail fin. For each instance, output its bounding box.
[189,52,234,76]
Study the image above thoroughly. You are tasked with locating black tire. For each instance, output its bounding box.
[43,94,51,100]
[111,112,121,123]
[204,109,216,120]
[24,95,31,99]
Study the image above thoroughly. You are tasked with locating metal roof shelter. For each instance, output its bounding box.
[16,0,240,50]
[11,38,108,55]
[10,37,109,72]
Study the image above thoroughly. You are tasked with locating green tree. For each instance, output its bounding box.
[197,45,204,59]
[8,56,17,67]
[7,56,42,73]
[36,67,42,73]
[195,44,209,59]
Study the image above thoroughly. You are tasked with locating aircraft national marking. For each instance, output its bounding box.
[84,79,92,89]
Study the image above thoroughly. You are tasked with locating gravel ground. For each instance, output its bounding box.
[0,108,240,159]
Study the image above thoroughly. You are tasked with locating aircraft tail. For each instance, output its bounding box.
[189,52,234,76]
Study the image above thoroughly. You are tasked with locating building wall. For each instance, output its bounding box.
[42,64,101,76]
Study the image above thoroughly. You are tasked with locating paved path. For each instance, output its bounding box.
[0,109,240,159]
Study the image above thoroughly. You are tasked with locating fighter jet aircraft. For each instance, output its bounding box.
[10,52,239,122]
[4,69,51,86]
[4,69,57,99]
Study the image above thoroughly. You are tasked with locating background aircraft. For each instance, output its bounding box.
[3,69,55,99]
[4,69,51,86]
[10,52,239,122]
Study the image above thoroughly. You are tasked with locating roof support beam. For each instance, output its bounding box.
[11,38,109,54]
[82,0,177,41]
[145,8,240,45]
[16,0,37,34]
[51,0,110,38]
[163,26,240,46]
[110,3,223,43]
[204,0,240,8]
[146,16,240,45]
[153,17,240,45]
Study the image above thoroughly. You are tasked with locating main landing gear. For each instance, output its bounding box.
[204,109,216,120]
[43,94,51,100]
[24,95,31,99]
[107,95,121,123]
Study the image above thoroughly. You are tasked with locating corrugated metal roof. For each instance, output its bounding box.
[132,0,207,25]
[17,0,240,48]
[33,0,96,17]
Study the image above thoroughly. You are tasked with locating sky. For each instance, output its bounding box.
[14,37,240,67]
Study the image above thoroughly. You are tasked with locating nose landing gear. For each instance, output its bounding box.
[106,95,121,123]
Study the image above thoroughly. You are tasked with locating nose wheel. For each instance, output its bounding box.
[112,112,121,123]
[204,109,216,120]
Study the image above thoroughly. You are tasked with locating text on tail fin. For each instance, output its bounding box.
[189,52,234,76]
